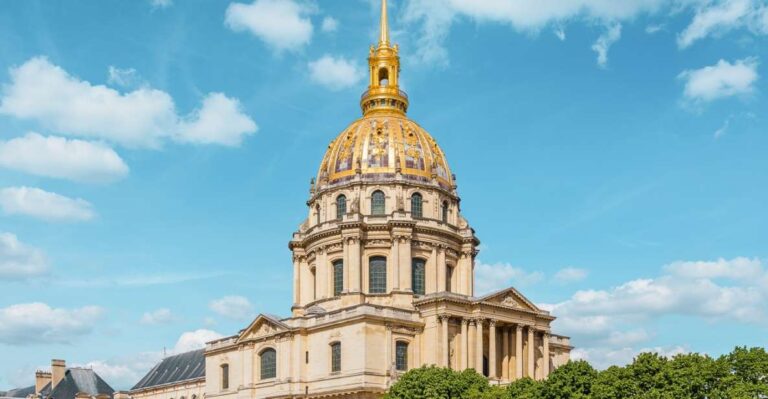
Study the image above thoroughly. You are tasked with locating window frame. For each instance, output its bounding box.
[336,195,347,220]
[333,260,344,297]
[395,341,409,371]
[220,364,229,390]
[411,258,426,295]
[371,190,386,216]
[259,348,277,380]
[330,342,342,373]
[369,256,387,294]
[441,201,449,223]
[411,193,423,219]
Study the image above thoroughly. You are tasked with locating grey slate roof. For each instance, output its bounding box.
[48,368,114,399]
[131,349,205,391]
[1,385,35,398]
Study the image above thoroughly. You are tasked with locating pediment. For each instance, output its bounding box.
[237,314,290,342]
[479,287,540,312]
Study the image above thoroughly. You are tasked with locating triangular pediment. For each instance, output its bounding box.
[237,314,290,342]
[478,287,540,312]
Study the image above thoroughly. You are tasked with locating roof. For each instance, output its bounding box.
[1,385,35,398]
[131,349,205,391]
[48,368,114,399]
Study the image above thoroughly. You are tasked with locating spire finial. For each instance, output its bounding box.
[379,0,389,46]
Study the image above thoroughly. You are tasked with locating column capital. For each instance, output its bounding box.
[438,314,450,322]
[515,324,524,332]
[488,319,497,327]
[461,318,470,325]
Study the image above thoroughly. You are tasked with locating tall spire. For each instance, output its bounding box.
[379,0,389,46]
[360,0,408,116]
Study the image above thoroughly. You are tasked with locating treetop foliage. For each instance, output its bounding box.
[385,347,768,399]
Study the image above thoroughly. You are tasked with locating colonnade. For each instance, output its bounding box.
[437,315,551,381]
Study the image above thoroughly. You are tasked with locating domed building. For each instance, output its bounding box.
[128,2,571,399]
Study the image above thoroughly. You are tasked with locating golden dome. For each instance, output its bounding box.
[316,0,452,190]
[317,115,453,190]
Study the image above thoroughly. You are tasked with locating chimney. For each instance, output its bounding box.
[35,371,52,394]
[51,359,66,390]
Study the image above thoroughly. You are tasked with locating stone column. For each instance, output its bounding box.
[460,319,469,370]
[342,239,350,292]
[437,246,446,292]
[542,332,550,378]
[401,237,412,291]
[527,327,535,379]
[316,248,327,299]
[475,319,484,374]
[515,325,523,379]
[489,321,497,379]
[502,327,509,381]
[349,238,361,292]
[391,238,400,291]
[292,257,300,305]
[441,315,450,367]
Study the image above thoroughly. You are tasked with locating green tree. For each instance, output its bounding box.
[593,365,640,399]
[507,377,542,399]
[385,366,492,399]
[719,347,768,398]
[539,360,597,399]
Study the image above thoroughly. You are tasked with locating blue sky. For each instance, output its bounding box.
[0,0,767,390]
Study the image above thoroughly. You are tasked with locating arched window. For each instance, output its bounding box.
[411,193,423,218]
[333,260,343,296]
[330,342,341,373]
[336,195,346,220]
[411,258,426,295]
[369,256,387,294]
[378,67,389,86]
[395,341,409,371]
[446,265,453,292]
[441,201,449,223]
[260,348,277,380]
[372,191,385,215]
[316,205,321,225]
[220,364,229,390]
[310,266,317,300]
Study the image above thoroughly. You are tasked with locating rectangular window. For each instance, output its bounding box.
[446,266,453,292]
[369,257,387,294]
[395,342,408,371]
[333,261,344,296]
[221,364,229,390]
[331,343,341,373]
[412,259,426,295]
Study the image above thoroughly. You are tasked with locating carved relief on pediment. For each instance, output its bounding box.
[501,294,522,309]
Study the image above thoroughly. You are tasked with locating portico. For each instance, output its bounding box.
[416,289,572,382]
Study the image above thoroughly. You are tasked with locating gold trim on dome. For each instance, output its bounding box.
[317,116,453,188]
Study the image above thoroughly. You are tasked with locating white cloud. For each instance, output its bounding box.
[714,118,731,139]
[403,0,663,65]
[176,93,258,146]
[0,57,256,148]
[107,66,140,88]
[0,232,48,280]
[140,308,175,325]
[209,295,255,321]
[321,16,338,33]
[174,329,224,352]
[308,55,365,91]
[549,257,767,368]
[0,186,95,222]
[554,26,567,41]
[150,0,173,9]
[0,302,103,345]
[677,0,758,48]
[592,23,622,68]
[0,133,129,183]
[554,267,588,283]
[645,24,664,34]
[225,0,314,52]
[474,261,544,295]
[679,58,759,102]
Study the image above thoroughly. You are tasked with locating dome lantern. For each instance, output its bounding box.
[360,0,409,116]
